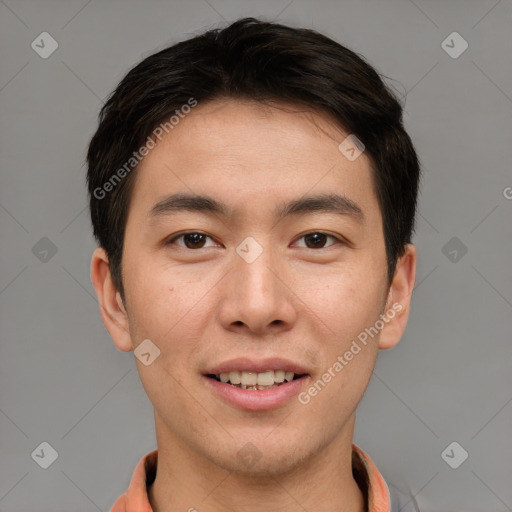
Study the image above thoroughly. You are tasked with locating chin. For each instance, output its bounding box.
[208,436,312,479]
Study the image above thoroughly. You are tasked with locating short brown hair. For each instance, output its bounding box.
[87,17,421,300]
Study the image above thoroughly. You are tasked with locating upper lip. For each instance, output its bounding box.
[205,357,309,376]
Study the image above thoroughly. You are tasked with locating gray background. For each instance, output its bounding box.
[1,0,511,511]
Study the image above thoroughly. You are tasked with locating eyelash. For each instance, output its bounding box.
[166,231,345,250]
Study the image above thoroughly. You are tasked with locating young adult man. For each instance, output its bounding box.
[87,17,420,512]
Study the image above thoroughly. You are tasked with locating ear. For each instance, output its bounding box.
[90,247,133,352]
[378,243,417,350]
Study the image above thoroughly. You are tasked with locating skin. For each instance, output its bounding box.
[91,98,416,512]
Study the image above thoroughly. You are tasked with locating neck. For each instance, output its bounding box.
[148,414,366,512]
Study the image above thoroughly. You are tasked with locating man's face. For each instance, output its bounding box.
[108,98,395,474]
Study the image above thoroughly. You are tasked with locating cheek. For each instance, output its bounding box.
[124,257,215,366]
[125,256,192,323]
[301,273,381,416]
[291,261,384,340]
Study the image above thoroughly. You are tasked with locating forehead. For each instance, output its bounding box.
[128,98,380,227]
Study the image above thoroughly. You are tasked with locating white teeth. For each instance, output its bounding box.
[228,371,241,384]
[274,370,285,383]
[241,371,258,386]
[257,371,274,386]
[216,370,299,386]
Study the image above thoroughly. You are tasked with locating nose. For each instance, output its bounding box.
[218,239,297,336]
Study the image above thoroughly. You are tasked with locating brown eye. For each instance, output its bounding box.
[167,232,216,249]
[295,232,340,249]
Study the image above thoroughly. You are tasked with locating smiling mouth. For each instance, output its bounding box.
[206,370,307,390]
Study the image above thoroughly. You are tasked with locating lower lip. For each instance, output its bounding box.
[203,375,309,411]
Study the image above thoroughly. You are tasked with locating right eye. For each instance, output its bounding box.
[166,232,219,250]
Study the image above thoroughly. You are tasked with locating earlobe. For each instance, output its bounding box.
[90,247,133,352]
[378,243,417,350]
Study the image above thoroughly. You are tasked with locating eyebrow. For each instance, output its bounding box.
[147,192,365,224]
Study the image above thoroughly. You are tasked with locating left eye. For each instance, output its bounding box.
[167,231,340,250]
[293,232,340,249]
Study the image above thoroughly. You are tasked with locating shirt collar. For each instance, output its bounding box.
[110,444,390,512]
